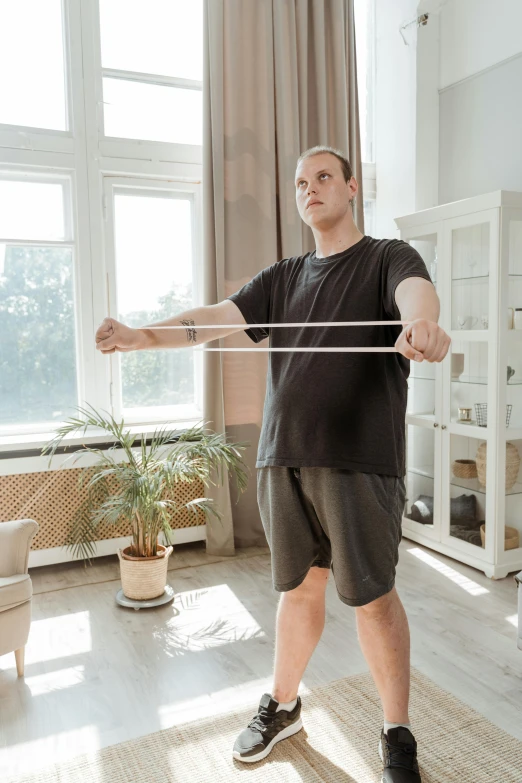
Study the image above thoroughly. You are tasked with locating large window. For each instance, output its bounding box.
[105,180,203,423]
[0,1,68,131]
[99,0,203,145]
[0,0,203,440]
[102,79,202,145]
[0,177,77,429]
[0,0,376,441]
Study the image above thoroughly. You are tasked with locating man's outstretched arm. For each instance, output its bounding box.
[95,299,247,354]
[393,277,451,363]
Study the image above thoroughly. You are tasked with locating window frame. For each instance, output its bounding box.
[0,165,89,439]
[0,0,74,144]
[92,0,203,163]
[103,175,204,425]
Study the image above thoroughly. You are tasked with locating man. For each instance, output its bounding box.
[96,146,450,782]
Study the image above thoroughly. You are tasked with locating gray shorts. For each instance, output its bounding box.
[257,467,406,607]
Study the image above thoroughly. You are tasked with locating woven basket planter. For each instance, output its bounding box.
[452,459,478,479]
[118,544,173,600]
[476,441,521,491]
[480,524,520,550]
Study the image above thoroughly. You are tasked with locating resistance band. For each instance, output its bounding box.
[136,321,409,353]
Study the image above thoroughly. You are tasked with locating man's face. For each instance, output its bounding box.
[295,153,356,229]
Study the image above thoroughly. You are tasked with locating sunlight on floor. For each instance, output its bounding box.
[160,701,376,781]
[154,583,266,655]
[24,665,86,696]
[291,704,375,779]
[157,676,279,729]
[407,548,490,596]
[0,725,101,779]
[23,610,92,665]
[506,614,518,628]
[0,611,92,671]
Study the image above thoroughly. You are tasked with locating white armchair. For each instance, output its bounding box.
[0,519,39,676]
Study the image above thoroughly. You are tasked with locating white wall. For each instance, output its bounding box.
[374,0,522,226]
[415,12,440,212]
[439,0,522,89]
[374,0,419,238]
[438,0,522,203]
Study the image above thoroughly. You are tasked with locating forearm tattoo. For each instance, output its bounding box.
[180,318,197,344]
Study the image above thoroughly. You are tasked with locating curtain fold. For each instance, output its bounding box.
[203,0,363,554]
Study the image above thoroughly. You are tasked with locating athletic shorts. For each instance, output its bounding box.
[257,467,406,607]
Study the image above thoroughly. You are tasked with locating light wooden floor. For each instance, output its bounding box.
[0,538,521,778]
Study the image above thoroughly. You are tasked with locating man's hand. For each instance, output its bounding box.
[95,317,146,354]
[395,319,451,363]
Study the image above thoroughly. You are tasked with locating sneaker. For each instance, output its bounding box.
[232,693,303,763]
[379,726,422,782]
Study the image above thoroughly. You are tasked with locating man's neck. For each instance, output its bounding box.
[313,227,365,259]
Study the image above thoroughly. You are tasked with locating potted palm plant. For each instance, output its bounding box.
[42,404,249,602]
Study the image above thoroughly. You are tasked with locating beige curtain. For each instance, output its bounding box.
[203,0,363,555]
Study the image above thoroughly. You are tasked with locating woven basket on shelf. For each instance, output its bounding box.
[476,441,521,491]
[452,459,478,479]
[118,544,173,600]
[480,524,519,550]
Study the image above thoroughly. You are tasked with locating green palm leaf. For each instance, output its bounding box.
[43,406,250,562]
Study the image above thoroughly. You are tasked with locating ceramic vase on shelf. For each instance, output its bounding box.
[451,353,465,380]
[475,442,521,491]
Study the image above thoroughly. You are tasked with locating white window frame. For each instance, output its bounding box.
[89,0,202,166]
[0,0,203,449]
[103,176,204,426]
[0,167,88,438]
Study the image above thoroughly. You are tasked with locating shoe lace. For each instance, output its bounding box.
[247,707,275,734]
[384,737,416,770]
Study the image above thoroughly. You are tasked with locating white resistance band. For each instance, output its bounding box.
[136,321,409,353]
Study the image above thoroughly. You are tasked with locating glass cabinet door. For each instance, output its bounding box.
[447,338,489,429]
[440,210,499,560]
[441,431,490,559]
[401,225,443,539]
[441,335,492,560]
[498,209,522,561]
[402,226,442,425]
[403,421,441,541]
[446,210,498,335]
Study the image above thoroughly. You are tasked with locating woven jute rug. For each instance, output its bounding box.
[6,668,522,783]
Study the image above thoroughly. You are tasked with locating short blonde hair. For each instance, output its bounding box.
[297,145,353,183]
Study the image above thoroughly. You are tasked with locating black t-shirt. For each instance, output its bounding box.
[227,235,431,476]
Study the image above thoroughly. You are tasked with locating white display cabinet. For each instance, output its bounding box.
[395,191,522,579]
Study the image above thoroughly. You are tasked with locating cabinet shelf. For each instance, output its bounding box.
[408,466,434,480]
[449,330,489,340]
[407,467,522,496]
[452,274,489,282]
[451,375,487,385]
[409,376,522,385]
[451,375,522,385]
[451,273,522,281]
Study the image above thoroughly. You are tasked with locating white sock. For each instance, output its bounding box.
[383,720,411,735]
[276,697,297,712]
